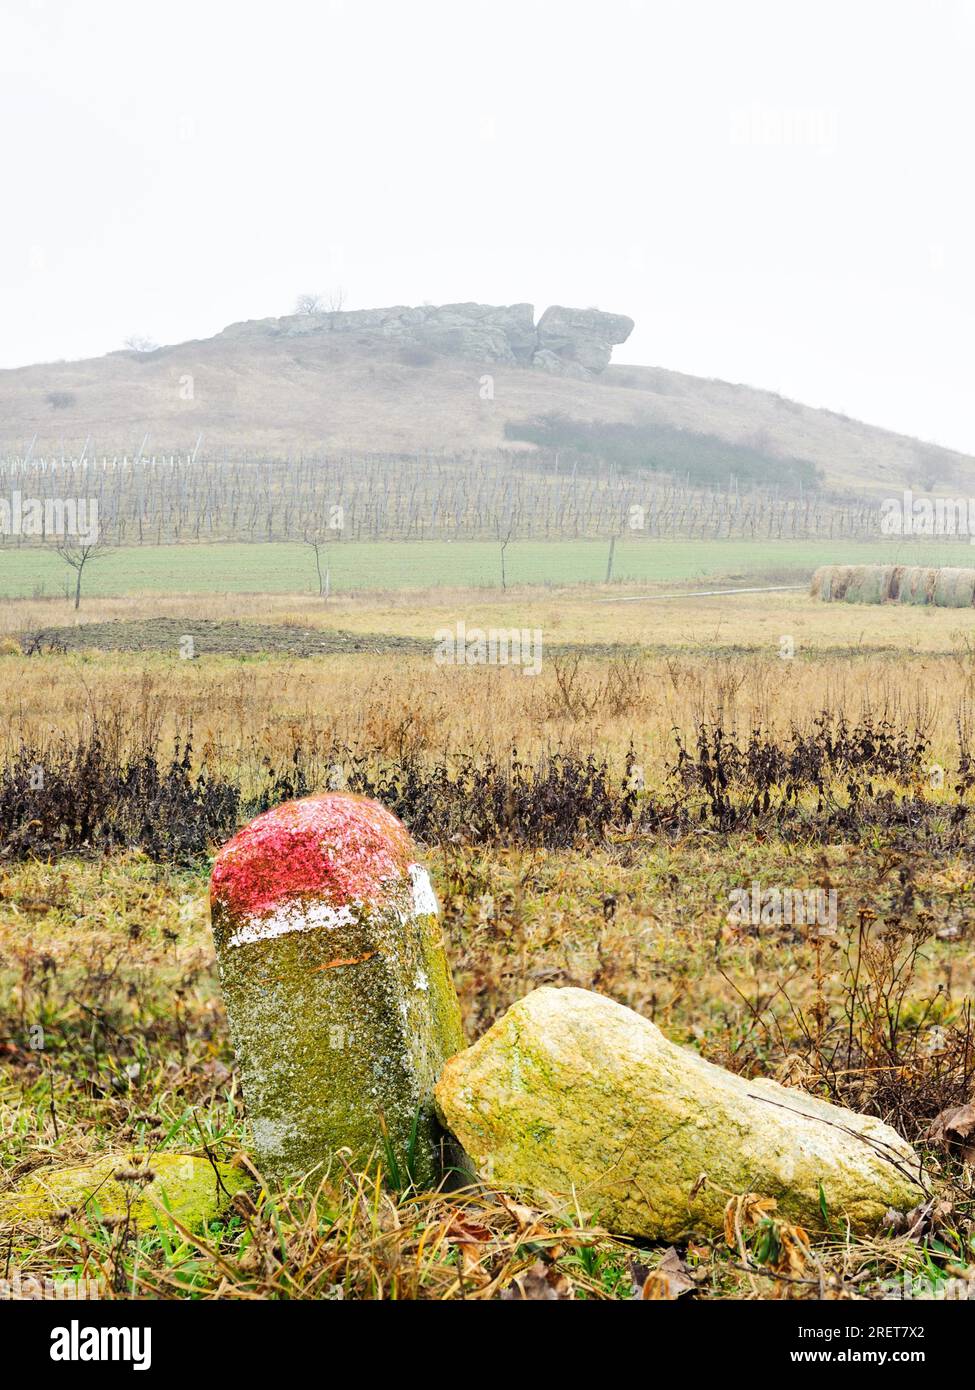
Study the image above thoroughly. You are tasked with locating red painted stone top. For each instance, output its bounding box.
[211,793,416,920]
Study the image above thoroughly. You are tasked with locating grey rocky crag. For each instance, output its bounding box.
[535,305,637,376]
[220,302,634,378]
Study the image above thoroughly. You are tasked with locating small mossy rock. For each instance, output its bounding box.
[210,793,465,1185]
[0,1154,252,1230]
[435,987,925,1239]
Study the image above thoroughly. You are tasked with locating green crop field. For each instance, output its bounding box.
[2,536,973,599]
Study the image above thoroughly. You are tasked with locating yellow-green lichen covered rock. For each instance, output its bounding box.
[0,1153,253,1230]
[435,987,925,1239]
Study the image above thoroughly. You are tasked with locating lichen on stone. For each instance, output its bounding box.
[0,1153,252,1231]
[210,794,464,1186]
[435,986,926,1239]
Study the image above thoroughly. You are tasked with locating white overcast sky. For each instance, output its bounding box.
[2,0,973,451]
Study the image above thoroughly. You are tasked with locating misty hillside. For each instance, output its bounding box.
[1,301,969,498]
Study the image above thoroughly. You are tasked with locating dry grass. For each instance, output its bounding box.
[3,584,975,1299]
[7,583,975,655]
[1,637,973,777]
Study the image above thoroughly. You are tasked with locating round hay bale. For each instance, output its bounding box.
[876,565,897,601]
[933,569,957,606]
[825,565,854,601]
[810,567,828,599]
[843,567,865,603]
[902,568,939,605]
[897,567,925,604]
[951,569,975,607]
[888,566,906,601]
[844,566,889,604]
[933,568,975,607]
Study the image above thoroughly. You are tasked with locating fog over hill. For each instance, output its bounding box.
[1,300,970,499]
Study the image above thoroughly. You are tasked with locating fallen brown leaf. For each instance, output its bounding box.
[885,1197,953,1241]
[496,1192,541,1234]
[442,1212,494,1246]
[630,1246,695,1300]
[501,1259,573,1300]
[724,1192,778,1248]
[926,1102,975,1163]
[773,1222,813,1279]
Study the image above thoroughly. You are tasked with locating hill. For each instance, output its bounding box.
[1,301,969,497]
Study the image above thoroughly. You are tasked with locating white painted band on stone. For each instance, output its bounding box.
[226,863,439,948]
[226,898,358,948]
[409,863,439,917]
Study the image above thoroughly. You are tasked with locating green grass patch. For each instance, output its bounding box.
[3,537,974,598]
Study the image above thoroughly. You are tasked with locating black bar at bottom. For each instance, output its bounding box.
[0,1297,957,1376]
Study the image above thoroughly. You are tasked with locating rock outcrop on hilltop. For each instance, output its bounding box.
[535,305,637,376]
[220,301,634,378]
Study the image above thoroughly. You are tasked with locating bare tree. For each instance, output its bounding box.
[499,523,513,592]
[57,539,111,610]
[122,334,158,352]
[303,532,331,597]
[17,450,885,549]
[294,293,325,315]
[294,287,345,316]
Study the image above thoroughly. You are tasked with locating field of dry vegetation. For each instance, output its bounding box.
[2,582,975,1300]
